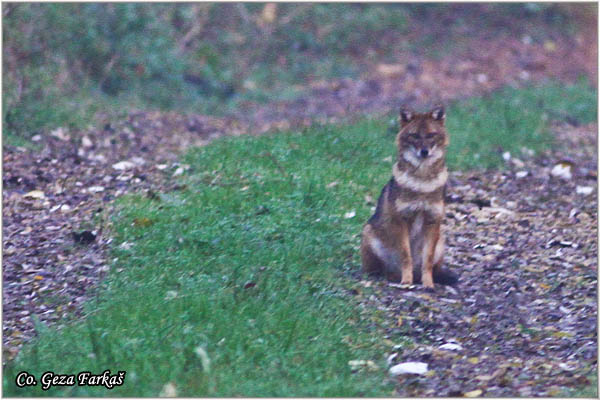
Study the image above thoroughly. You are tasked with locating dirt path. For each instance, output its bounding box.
[2,19,597,395]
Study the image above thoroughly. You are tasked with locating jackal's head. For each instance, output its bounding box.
[396,105,449,168]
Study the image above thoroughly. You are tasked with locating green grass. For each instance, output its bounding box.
[4,123,403,397]
[3,83,597,396]
[445,80,597,169]
[567,371,598,397]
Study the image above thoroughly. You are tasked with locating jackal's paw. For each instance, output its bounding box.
[422,280,435,290]
[400,278,414,285]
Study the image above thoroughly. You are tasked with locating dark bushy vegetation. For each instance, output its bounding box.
[2,3,580,139]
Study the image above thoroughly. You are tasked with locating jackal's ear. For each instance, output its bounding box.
[430,105,445,122]
[398,107,415,125]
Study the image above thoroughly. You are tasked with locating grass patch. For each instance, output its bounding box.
[445,80,597,169]
[3,83,597,396]
[5,120,404,397]
[567,371,598,397]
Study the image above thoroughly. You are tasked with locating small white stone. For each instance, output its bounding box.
[173,167,185,176]
[389,362,428,376]
[558,362,576,371]
[551,163,572,180]
[502,152,511,161]
[112,160,136,170]
[344,211,356,219]
[88,186,105,193]
[81,136,93,148]
[439,343,463,351]
[576,186,593,196]
[515,171,528,179]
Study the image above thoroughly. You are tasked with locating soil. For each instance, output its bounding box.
[2,11,597,396]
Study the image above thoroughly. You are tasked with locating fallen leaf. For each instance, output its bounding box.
[159,382,177,397]
[50,127,69,141]
[511,158,525,168]
[119,241,134,250]
[133,217,153,228]
[543,40,557,52]
[387,353,398,366]
[260,3,277,24]
[349,359,379,372]
[164,291,178,300]
[464,389,483,397]
[23,190,45,199]
[377,63,406,78]
[194,346,211,372]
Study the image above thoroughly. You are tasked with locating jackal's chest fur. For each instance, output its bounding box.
[392,163,447,219]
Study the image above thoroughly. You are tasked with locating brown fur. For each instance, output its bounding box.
[360,105,457,288]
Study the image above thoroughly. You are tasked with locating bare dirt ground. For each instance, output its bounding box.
[2,13,597,395]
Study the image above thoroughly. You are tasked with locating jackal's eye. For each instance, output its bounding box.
[426,132,438,139]
[407,133,420,140]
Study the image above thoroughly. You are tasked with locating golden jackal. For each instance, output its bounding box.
[361,105,457,288]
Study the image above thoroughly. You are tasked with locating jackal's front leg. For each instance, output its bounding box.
[394,223,413,285]
[422,220,441,288]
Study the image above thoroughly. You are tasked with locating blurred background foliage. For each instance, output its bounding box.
[1,3,590,139]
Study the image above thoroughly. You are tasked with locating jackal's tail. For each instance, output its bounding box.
[433,267,459,286]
